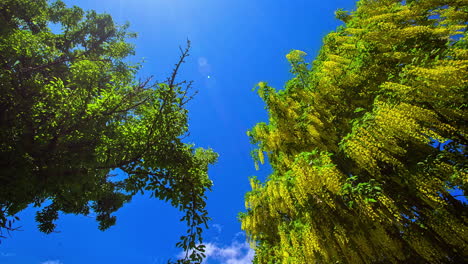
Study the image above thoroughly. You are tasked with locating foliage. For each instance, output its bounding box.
[242,0,467,263]
[0,0,217,262]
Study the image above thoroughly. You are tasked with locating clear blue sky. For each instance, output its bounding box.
[1,0,357,263]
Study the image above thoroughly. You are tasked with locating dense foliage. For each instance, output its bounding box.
[0,0,217,262]
[241,0,467,263]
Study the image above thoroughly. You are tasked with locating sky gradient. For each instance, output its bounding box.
[1,1,358,263]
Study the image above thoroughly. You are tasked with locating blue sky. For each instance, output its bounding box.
[0,0,357,263]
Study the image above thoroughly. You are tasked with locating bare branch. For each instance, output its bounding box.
[168,40,191,88]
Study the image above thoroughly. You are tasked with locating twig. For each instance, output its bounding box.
[168,40,191,88]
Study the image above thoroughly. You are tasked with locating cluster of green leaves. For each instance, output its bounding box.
[341,175,382,207]
[0,0,217,262]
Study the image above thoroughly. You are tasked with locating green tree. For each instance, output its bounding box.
[242,0,467,263]
[0,0,217,262]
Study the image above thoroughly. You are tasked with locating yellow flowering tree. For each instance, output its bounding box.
[241,0,467,263]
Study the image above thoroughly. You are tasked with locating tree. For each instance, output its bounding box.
[0,0,217,262]
[241,0,467,263]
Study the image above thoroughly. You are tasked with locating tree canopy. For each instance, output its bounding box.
[0,0,217,262]
[241,0,467,263]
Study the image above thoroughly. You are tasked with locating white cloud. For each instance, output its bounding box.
[178,233,254,264]
[41,260,63,264]
[204,240,254,264]
[212,224,223,234]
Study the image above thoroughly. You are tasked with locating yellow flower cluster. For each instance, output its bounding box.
[285,50,307,63]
